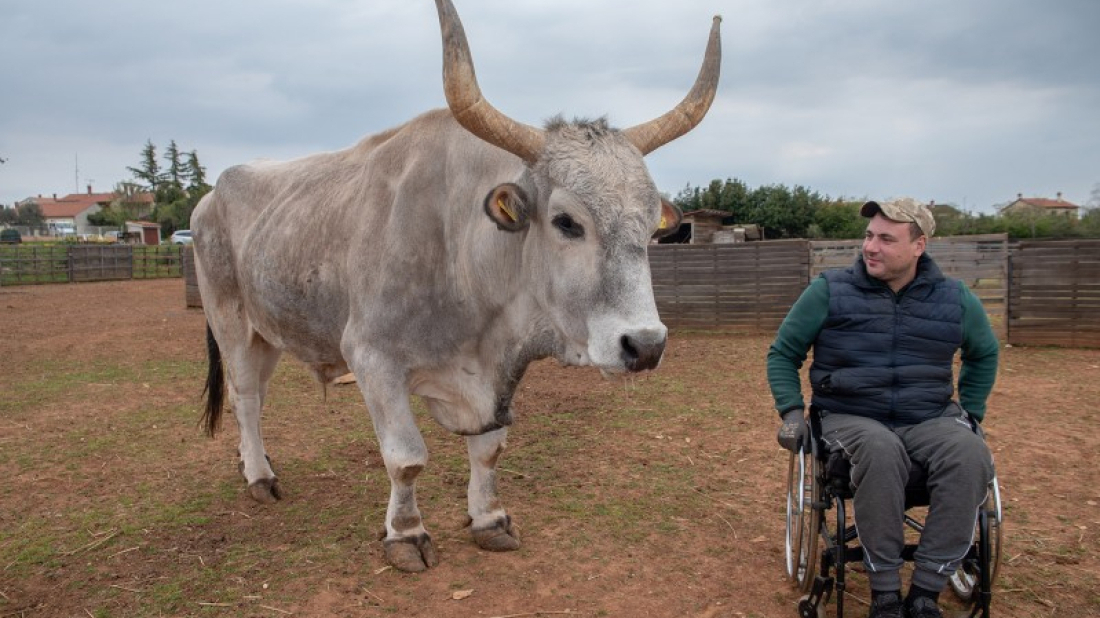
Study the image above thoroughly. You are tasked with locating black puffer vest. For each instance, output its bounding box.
[809,255,962,426]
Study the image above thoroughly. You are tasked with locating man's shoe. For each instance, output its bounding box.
[868,591,904,618]
[905,596,944,618]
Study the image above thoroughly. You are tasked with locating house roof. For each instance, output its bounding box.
[682,209,730,218]
[30,189,154,218]
[1008,196,1079,210]
[35,193,114,218]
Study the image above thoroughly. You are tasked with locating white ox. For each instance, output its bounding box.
[193,0,721,572]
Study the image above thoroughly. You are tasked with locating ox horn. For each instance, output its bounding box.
[623,16,723,155]
[435,0,546,164]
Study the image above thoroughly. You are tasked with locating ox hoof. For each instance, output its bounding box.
[471,516,521,552]
[247,478,283,504]
[383,534,438,573]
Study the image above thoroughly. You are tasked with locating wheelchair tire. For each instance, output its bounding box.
[949,480,1003,603]
[786,449,820,592]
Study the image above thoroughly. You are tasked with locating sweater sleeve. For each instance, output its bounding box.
[767,276,829,416]
[957,282,1000,421]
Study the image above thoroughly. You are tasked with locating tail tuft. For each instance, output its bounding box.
[200,324,225,437]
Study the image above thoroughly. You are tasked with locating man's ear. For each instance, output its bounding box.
[484,183,531,232]
[652,199,684,239]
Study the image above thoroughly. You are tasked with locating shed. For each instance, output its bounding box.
[713,223,764,243]
[673,209,729,244]
[126,221,162,245]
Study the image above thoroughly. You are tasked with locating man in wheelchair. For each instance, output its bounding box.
[767,199,1000,618]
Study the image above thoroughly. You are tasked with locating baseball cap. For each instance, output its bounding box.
[860,197,936,238]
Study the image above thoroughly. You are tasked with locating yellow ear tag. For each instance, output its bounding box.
[658,213,668,230]
[497,197,517,223]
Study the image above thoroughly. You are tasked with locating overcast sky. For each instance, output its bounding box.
[2,0,1098,214]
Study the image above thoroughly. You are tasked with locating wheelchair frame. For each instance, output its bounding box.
[784,412,1002,618]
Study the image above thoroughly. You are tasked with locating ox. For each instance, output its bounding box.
[193,0,721,572]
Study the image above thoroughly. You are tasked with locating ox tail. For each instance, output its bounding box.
[201,323,226,438]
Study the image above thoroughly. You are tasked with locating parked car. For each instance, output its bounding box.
[54,224,76,238]
[169,230,193,245]
[0,228,21,244]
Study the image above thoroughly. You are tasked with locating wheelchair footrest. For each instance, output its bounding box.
[799,576,834,618]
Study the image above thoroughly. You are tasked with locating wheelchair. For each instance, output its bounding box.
[785,409,1002,618]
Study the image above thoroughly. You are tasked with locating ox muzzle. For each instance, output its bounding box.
[620,329,667,372]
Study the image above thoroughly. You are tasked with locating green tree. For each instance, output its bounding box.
[673,183,702,212]
[164,140,184,189]
[14,202,44,227]
[88,182,151,227]
[122,140,212,236]
[741,184,821,239]
[127,140,164,191]
[811,200,864,238]
[183,150,209,191]
[1079,207,1100,236]
[718,178,750,218]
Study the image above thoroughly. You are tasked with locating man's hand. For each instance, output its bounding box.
[777,410,807,453]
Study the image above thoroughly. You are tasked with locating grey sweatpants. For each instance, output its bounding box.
[820,403,994,593]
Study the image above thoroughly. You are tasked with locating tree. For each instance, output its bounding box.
[88,182,151,227]
[673,183,702,212]
[164,140,184,189]
[183,150,208,191]
[14,202,44,227]
[127,140,164,191]
[811,200,865,239]
[123,140,212,236]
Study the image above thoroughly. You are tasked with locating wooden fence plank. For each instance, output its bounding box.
[1007,239,1100,347]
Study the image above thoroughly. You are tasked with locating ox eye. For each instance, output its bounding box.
[552,214,584,239]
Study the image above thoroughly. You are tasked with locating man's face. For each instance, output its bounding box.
[862,214,926,290]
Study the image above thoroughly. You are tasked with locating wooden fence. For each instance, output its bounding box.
[8,238,1099,348]
[181,247,202,308]
[0,245,182,286]
[650,240,809,330]
[650,236,1009,331]
[1007,239,1100,347]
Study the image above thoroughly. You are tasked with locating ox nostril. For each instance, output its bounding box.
[621,335,638,363]
[620,332,666,372]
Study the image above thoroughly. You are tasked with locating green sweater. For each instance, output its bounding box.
[767,276,1000,421]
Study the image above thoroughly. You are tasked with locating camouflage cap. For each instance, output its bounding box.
[860,197,936,238]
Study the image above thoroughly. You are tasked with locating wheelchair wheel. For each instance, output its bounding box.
[949,478,1003,602]
[785,448,820,592]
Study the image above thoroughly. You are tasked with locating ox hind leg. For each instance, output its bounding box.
[207,317,283,503]
[351,362,437,572]
[227,335,283,503]
[466,429,521,551]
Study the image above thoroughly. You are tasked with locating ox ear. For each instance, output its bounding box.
[484,183,531,232]
[652,199,684,239]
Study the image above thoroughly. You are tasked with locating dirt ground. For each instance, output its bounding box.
[1,279,1098,618]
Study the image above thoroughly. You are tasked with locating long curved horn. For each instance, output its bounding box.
[623,16,722,155]
[435,0,545,164]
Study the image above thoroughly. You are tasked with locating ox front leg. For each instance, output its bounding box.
[362,397,437,571]
[380,445,438,573]
[466,429,520,552]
